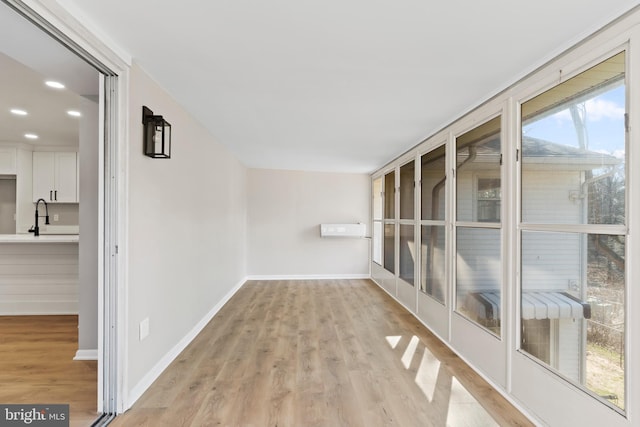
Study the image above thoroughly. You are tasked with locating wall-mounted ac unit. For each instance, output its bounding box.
[320,223,366,238]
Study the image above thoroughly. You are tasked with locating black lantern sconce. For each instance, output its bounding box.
[142,106,171,158]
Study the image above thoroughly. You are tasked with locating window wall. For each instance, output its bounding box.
[383,170,396,274]
[370,11,638,425]
[455,116,502,336]
[520,52,627,410]
[399,161,415,285]
[420,145,446,303]
[372,177,383,265]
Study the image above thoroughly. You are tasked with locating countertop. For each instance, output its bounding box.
[0,234,79,243]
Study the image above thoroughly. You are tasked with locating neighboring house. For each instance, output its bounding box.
[456,134,619,383]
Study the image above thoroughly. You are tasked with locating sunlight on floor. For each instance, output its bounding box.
[386,335,402,348]
[401,335,420,369]
[386,334,499,427]
[415,345,440,401]
[448,377,499,427]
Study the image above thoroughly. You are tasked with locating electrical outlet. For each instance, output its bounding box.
[53,214,59,222]
[139,318,150,341]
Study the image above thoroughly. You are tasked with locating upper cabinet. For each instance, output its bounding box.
[32,152,78,203]
[0,148,17,175]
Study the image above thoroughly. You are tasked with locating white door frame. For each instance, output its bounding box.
[2,0,130,418]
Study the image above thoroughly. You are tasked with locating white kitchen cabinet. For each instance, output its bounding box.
[32,152,78,203]
[0,147,16,174]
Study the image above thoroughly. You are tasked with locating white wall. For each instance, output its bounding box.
[126,63,247,400]
[0,178,16,233]
[247,169,369,278]
[15,147,32,233]
[78,96,99,354]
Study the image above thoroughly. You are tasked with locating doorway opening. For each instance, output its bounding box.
[0,0,120,424]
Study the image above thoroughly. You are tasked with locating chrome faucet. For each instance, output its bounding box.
[29,198,50,236]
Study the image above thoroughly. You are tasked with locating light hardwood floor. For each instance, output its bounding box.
[0,315,98,427]
[111,279,534,427]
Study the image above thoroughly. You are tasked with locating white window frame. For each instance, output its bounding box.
[515,46,629,414]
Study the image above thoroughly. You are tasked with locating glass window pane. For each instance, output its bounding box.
[372,221,382,265]
[400,161,415,219]
[373,177,383,220]
[399,224,415,285]
[521,231,625,409]
[421,145,446,221]
[477,178,501,222]
[522,53,625,225]
[384,171,395,220]
[373,178,384,266]
[421,225,446,303]
[456,227,501,335]
[384,223,395,273]
[456,117,501,222]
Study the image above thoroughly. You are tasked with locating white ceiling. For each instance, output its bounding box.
[0,2,98,147]
[54,0,640,172]
[0,51,83,147]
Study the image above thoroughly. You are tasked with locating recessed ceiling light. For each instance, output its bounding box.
[24,133,39,140]
[67,110,82,117]
[45,80,65,89]
[10,108,28,116]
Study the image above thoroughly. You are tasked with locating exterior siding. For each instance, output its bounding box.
[522,231,582,291]
[522,170,583,224]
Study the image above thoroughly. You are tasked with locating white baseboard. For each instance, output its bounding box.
[246,274,370,281]
[74,349,98,361]
[0,302,78,316]
[126,276,247,409]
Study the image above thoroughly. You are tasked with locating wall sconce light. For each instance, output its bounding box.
[142,106,171,158]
